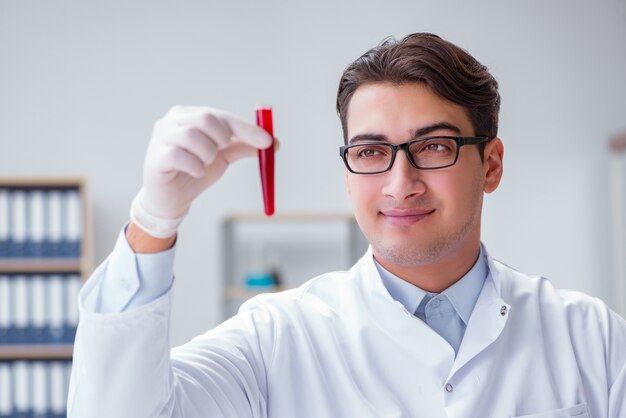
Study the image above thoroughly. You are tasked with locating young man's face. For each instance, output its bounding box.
[345,82,503,274]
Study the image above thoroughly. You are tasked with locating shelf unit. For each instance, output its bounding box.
[0,176,91,416]
[221,212,368,319]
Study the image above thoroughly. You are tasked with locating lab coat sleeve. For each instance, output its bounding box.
[68,231,273,418]
[606,306,626,417]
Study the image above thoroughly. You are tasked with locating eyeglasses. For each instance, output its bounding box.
[339,136,492,174]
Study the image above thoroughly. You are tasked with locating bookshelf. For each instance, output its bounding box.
[0,176,92,416]
[221,212,368,319]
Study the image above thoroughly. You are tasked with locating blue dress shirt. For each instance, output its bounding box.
[374,247,488,356]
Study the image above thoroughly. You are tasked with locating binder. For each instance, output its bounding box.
[12,361,30,418]
[64,189,82,257]
[30,276,47,344]
[27,190,46,258]
[0,362,11,418]
[0,275,11,342]
[45,190,63,258]
[0,362,68,418]
[65,274,81,343]
[31,362,48,418]
[48,275,65,343]
[49,362,66,418]
[9,190,27,258]
[0,188,9,257]
[13,275,30,344]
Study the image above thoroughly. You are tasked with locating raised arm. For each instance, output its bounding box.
[68,106,274,418]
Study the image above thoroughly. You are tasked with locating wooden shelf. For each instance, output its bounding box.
[0,258,82,273]
[224,212,356,223]
[0,344,73,361]
[0,177,85,188]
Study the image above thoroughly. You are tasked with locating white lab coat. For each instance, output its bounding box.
[68,248,626,418]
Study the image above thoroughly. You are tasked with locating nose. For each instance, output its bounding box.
[381,149,426,200]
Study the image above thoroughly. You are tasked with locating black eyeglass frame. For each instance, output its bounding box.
[339,135,492,174]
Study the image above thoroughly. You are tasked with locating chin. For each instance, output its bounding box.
[372,239,446,267]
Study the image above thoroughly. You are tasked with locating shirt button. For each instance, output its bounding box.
[432,299,441,308]
[500,306,508,316]
[445,383,453,392]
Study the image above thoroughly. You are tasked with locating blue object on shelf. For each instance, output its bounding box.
[245,273,275,288]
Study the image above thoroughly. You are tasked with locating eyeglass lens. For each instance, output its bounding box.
[345,137,458,173]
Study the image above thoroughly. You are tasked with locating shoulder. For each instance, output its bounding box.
[490,257,626,360]
[490,257,610,317]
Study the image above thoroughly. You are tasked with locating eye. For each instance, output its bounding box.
[353,144,390,158]
[416,138,455,154]
[424,143,449,152]
[358,148,381,157]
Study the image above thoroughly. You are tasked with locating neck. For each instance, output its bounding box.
[373,239,481,293]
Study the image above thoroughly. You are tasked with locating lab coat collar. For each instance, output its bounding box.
[355,244,511,381]
[450,246,511,377]
[355,247,457,378]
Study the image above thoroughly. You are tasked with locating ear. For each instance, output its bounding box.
[483,137,504,193]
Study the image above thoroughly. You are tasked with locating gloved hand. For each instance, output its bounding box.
[130,106,273,238]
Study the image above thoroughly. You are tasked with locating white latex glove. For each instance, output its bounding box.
[130,106,273,238]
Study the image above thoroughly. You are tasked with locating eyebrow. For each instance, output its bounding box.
[348,122,462,144]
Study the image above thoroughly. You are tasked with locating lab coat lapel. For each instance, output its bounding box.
[358,250,456,380]
[448,257,510,378]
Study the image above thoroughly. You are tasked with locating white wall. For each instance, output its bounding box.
[1,0,625,346]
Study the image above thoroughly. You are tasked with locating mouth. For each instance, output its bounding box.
[379,208,435,225]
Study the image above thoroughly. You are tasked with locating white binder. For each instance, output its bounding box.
[30,276,47,342]
[49,362,66,415]
[10,190,27,257]
[0,363,11,416]
[46,190,63,257]
[28,190,46,257]
[64,189,82,257]
[31,362,48,416]
[12,275,29,343]
[0,188,9,255]
[66,275,81,338]
[12,361,30,416]
[48,275,65,342]
[0,275,11,340]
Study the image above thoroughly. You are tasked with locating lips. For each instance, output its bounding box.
[380,208,435,225]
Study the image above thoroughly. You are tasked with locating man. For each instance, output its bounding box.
[68,33,625,417]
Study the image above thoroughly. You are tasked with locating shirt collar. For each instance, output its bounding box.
[374,245,488,325]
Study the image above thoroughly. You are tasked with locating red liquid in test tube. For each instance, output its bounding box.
[256,106,275,216]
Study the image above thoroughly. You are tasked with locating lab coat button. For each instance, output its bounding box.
[445,383,453,392]
[500,306,508,316]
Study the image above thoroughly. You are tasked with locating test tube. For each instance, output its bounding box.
[256,106,275,216]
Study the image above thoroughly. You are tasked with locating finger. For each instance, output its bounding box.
[157,146,206,179]
[215,109,274,149]
[222,136,281,164]
[174,126,219,167]
[221,142,261,163]
[175,110,234,150]
[272,137,281,152]
[176,107,273,150]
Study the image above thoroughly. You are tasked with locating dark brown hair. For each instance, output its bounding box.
[336,33,500,150]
